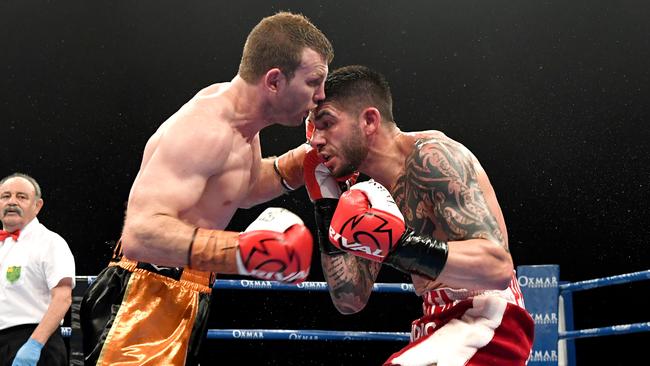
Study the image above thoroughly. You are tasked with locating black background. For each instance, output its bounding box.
[1,0,649,365]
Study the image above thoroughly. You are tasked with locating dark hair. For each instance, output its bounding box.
[323,65,394,122]
[0,172,42,199]
[238,11,334,83]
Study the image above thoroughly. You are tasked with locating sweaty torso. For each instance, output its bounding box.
[132,83,262,230]
[389,131,507,295]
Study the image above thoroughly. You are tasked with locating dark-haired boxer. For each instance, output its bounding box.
[305,65,534,366]
[79,11,332,366]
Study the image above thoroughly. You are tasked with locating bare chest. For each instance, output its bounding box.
[182,145,260,228]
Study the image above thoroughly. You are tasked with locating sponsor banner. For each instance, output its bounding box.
[518,265,560,365]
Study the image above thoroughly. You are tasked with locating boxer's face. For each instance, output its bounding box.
[275,48,328,127]
[0,177,42,231]
[309,102,368,178]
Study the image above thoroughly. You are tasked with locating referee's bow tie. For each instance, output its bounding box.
[0,229,20,241]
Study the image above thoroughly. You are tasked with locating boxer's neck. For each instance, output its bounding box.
[360,127,407,191]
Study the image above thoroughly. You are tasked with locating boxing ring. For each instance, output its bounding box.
[64,265,650,365]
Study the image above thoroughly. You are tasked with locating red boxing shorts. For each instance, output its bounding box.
[384,273,534,366]
[80,255,214,366]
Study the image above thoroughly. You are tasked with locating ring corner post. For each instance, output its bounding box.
[517,264,560,366]
[558,283,576,366]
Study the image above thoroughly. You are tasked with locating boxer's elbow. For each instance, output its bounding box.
[329,291,371,315]
[120,232,141,260]
[121,218,150,260]
[332,300,367,315]
[492,268,513,290]
[487,249,514,290]
[464,242,513,290]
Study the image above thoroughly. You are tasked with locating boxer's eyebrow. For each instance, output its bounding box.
[314,109,335,121]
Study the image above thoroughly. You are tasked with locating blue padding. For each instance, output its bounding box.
[517,265,560,365]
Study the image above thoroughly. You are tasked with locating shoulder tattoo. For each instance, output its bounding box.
[393,138,505,246]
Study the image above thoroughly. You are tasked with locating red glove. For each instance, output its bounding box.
[303,148,347,201]
[304,112,358,198]
[329,181,448,279]
[304,148,359,255]
[328,180,405,261]
[237,208,313,283]
[305,117,316,143]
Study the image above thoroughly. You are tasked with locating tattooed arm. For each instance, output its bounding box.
[397,138,513,291]
[320,253,382,314]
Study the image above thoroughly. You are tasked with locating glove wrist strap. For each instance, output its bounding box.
[384,228,448,280]
[274,158,296,192]
[274,145,308,192]
[188,228,239,272]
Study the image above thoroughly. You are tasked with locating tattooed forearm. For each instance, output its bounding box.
[321,253,381,313]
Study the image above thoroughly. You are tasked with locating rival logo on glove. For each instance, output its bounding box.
[329,227,384,258]
[327,182,406,262]
[247,268,308,283]
[328,212,399,259]
[239,236,309,283]
[237,222,312,284]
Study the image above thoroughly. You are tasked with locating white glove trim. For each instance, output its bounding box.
[349,180,405,221]
[243,207,304,233]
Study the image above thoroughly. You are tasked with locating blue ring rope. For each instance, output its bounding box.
[80,269,650,294]
[62,322,650,341]
[79,276,415,293]
[559,269,650,293]
[213,279,414,293]
[69,269,649,343]
[207,329,410,341]
[60,327,409,341]
[559,322,650,340]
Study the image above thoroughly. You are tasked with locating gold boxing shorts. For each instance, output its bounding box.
[80,252,214,366]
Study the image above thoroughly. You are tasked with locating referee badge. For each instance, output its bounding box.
[6,266,21,283]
